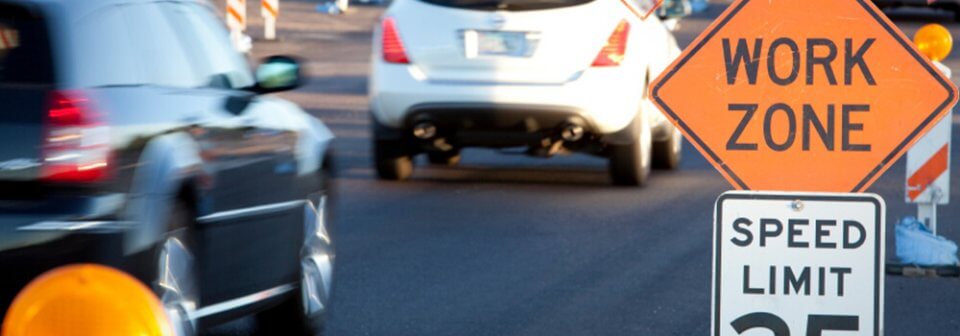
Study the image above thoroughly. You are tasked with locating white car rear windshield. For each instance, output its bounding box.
[418,0,595,11]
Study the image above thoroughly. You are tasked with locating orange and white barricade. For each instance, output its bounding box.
[905,61,953,234]
[0,28,18,50]
[226,0,247,50]
[262,0,279,40]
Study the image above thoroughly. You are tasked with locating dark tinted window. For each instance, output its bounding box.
[73,2,202,88]
[72,5,143,86]
[0,4,54,85]
[159,2,255,89]
[121,3,204,88]
[419,0,594,11]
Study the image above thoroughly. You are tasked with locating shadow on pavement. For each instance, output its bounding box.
[300,75,369,95]
[335,160,710,188]
[395,165,613,187]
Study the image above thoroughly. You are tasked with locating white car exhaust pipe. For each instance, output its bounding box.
[413,122,437,140]
[561,124,585,142]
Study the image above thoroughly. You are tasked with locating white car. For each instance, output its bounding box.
[369,0,683,186]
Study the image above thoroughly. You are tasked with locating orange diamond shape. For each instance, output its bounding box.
[652,0,958,192]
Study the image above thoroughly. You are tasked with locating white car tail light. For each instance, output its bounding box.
[41,91,111,183]
[592,20,631,67]
[382,17,410,64]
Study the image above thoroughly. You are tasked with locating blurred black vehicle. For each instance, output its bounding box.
[873,0,960,19]
[0,0,334,334]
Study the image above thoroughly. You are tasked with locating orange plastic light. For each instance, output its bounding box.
[3,264,173,336]
[914,23,953,62]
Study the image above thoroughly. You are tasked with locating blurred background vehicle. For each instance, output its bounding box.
[658,0,693,31]
[659,0,692,18]
[873,0,960,20]
[317,0,352,15]
[0,0,334,334]
[368,0,687,186]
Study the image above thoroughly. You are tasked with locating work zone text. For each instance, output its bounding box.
[721,38,877,153]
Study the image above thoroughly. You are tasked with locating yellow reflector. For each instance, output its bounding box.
[2,264,173,336]
[914,23,953,62]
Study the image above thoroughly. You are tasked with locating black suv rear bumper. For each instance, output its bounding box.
[0,224,132,320]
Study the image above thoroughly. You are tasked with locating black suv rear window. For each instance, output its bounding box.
[419,0,594,11]
[0,4,54,85]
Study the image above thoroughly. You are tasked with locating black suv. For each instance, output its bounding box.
[0,0,334,334]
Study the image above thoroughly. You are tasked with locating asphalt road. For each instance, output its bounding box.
[211,1,960,334]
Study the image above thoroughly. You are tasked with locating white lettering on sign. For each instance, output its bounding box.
[713,192,884,336]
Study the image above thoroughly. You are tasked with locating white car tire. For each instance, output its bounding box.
[653,126,682,170]
[374,140,414,181]
[608,118,652,186]
[427,150,461,166]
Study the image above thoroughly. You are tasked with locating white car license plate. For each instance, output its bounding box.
[465,31,535,58]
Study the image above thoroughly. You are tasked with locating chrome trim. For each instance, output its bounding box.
[157,236,198,335]
[301,195,334,317]
[487,14,506,29]
[196,200,305,223]
[427,78,572,86]
[17,221,132,232]
[189,284,296,320]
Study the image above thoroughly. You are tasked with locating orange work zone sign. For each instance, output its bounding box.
[651,0,958,192]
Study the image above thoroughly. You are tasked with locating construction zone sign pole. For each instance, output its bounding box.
[650,0,958,335]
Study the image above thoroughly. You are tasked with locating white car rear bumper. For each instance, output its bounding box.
[369,62,649,135]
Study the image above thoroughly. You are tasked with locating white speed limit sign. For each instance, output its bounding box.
[713,192,884,336]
